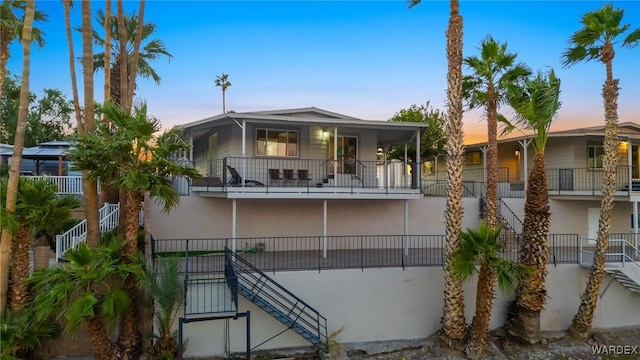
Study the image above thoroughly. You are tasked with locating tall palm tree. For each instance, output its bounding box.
[502,70,561,344]
[28,240,142,360]
[562,4,639,339]
[407,0,467,347]
[0,0,34,314]
[0,0,45,101]
[0,178,80,311]
[215,73,231,113]
[463,36,530,228]
[452,222,526,360]
[68,100,200,359]
[62,0,82,133]
[92,9,172,107]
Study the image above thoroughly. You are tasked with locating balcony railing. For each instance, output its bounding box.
[182,157,420,195]
[23,175,84,195]
[422,165,640,198]
[152,233,592,274]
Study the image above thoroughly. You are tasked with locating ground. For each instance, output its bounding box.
[221,326,640,360]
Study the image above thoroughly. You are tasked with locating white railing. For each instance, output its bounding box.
[578,237,640,269]
[56,203,120,260]
[24,176,84,195]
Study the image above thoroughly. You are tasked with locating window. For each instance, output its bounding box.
[256,129,298,157]
[467,151,481,165]
[588,145,604,169]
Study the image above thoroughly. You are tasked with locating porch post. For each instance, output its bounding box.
[480,146,487,191]
[242,120,246,187]
[518,139,532,193]
[415,129,421,189]
[404,199,408,256]
[628,137,632,195]
[384,145,388,189]
[232,199,237,253]
[333,127,338,182]
[404,144,408,188]
[58,155,64,176]
[323,199,327,258]
[634,201,638,249]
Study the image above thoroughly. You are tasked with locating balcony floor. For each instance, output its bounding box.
[192,185,422,199]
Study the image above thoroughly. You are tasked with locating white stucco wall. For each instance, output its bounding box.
[177,265,640,358]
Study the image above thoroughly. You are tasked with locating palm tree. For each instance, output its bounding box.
[452,222,526,360]
[0,178,80,311]
[81,0,100,250]
[92,9,172,107]
[562,4,639,339]
[407,0,467,347]
[141,258,184,359]
[463,36,530,228]
[0,0,35,314]
[28,240,141,360]
[0,0,46,101]
[68,100,200,359]
[215,73,231,113]
[502,70,561,344]
[62,0,82,133]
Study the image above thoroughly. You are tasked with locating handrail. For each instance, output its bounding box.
[225,248,328,349]
[607,239,640,269]
[55,203,120,260]
[498,199,524,235]
[224,250,238,308]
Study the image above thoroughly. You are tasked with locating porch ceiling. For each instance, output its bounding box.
[183,113,427,146]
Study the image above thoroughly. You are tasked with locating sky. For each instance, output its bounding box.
[6,0,640,144]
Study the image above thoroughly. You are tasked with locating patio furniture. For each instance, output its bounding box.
[227,166,264,187]
[269,168,283,187]
[297,169,311,187]
[283,169,295,186]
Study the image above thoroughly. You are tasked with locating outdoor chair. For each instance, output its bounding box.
[227,166,264,187]
[283,169,296,186]
[297,169,311,187]
[269,168,283,187]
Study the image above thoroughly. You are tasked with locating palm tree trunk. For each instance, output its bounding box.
[63,0,83,134]
[465,263,496,360]
[0,0,35,313]
[568,75,619,339]
[85,315,124,360]
[440,0,466,348]
[81,0,100,248]
[116,0,129,112]
[117,191,143,359]
[508,151,550,344]
[222,89,226,113]
[484,89,498,228]
[126,0,146,107]
[9,227,32,311]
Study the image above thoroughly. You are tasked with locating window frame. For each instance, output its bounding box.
[467,151,481,165]
[588,145,605,169]
[255,128,299,158]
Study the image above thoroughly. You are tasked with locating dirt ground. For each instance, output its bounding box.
[231,326,640,360]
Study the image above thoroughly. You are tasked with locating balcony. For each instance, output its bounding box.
[422,166,640,199]
[179,157,422,199]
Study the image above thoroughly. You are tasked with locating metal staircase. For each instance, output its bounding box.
[225,249,328,352]
[604,269,640,294]
[579,238,640,295]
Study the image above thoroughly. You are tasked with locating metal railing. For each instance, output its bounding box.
[185,157,420,193]
[153,233,588,274]
[578,235,640,268]
[55,203,119,260]
[227,248,328,351]
[546,165,638,195]
[498,199,524,235]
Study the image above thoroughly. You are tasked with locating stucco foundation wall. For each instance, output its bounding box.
[549,200,635,236]
[150,196,482,240]
[177,264,640,358]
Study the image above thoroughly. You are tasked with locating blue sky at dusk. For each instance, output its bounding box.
[7,1,640,143]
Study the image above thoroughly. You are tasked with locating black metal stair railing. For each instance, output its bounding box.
[225,248,328,352]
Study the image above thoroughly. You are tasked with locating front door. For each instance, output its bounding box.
[587,208,600,244]
[329,136,357,174]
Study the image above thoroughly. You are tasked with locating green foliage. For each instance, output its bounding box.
[503,69,562,152]
[0,75,74,146]
[92,9,172,84]
[562,3,640,67]
[387,101,446,161]
[453,222,527,292]
[215,73,231,91]
[27,239,142,335]
[326,326,345,359]
[68,101,200,213]
[0,306,59,360]
[0,0,47,48]
[140,257,184,359]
